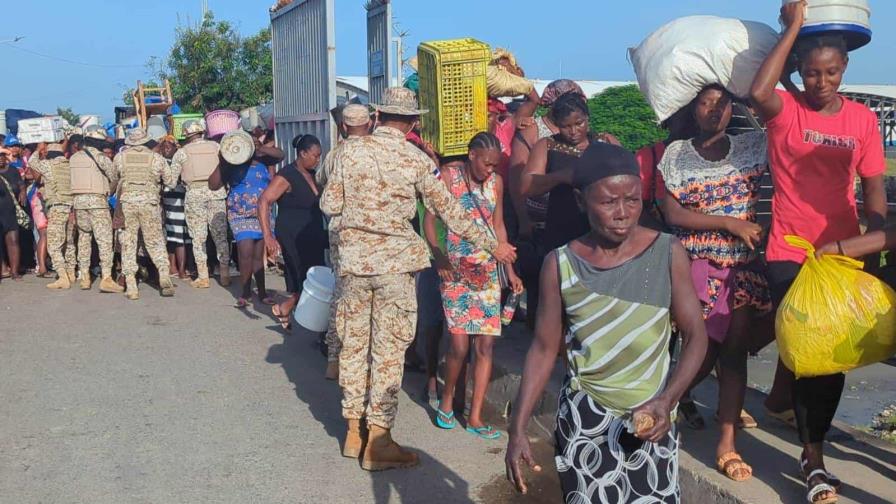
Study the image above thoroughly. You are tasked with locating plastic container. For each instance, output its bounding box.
[293,266,336,332]
[782,0,872,50]
[171,113,204,140]
[501,292,521,326]
[19,129,65,144]
[240,107,261,132]
[78,115,101,129]
[17,116,66,133]
[220,130,256,165]
[418,38,490,157]
[0,110,6,134]
[205,109,241,138]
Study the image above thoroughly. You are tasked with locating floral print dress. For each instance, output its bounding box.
[440,165,501,337]
[226,162,271,242]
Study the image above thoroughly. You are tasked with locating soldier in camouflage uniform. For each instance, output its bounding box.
[317,103,372,381]
[69,126,124,293]
[320,88,516,471]
[169,121,231,289]
[113,128,177,300]
[30,143,77,289]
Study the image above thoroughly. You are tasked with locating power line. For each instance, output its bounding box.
[0,42,148,68]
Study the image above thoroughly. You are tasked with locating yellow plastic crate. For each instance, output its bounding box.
[418,38,490,157]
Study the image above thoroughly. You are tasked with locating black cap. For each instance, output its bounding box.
[572,142,640,191]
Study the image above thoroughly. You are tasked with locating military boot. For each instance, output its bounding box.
[100,276,125,293]
[342,419,366,459]
[361,425,419,471]
[46,271,71,290]
[125,276,139,301]
[219,265,231,287]
[80,274,92,290]
[191,277,210,289]
[158,275,175,297]
[66,269,77,284]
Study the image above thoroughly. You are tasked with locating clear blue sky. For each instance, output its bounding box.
[1,0,893,121]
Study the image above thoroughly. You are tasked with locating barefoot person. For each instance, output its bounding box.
[750,2,887,502]
[505,142,707,502]
[320,87,516,471]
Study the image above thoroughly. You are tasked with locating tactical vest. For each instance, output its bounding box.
[70,150,110,195]
[180,141,219,183]
[120,148,158,197]
[47,158,73,206]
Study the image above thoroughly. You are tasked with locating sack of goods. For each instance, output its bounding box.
[629,16,779,122]
[776,236,896,378]
[486,48,534,98]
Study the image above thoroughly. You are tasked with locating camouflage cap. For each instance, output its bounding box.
[84,125,107,140]
[372,87,428,116]
[125,127,153,146]
[342,104,371,127]
[182,120,206,137]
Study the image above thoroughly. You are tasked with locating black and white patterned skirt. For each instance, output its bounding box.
[162,187,190,245]
[554,384,680,504]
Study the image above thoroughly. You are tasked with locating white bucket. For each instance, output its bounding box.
[293,266,336,332]
[782,0,872,50]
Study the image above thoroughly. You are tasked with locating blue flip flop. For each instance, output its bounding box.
[466,425,502,440]
[435,404,456,430]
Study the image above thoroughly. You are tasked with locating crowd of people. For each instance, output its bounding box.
[1,3,892,503]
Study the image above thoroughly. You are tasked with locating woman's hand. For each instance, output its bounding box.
[433,250,453,282]
[725,218,762,250]
[493,242,518,265]
[507,268,524,294]
[780,0,807,31]
[815,241,842,258]
[264,234,281,258]
[597,132,622,146]
[505,431,542,494]
[631,395,673,443]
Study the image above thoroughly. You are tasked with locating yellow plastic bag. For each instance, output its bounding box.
[776,236,896,378]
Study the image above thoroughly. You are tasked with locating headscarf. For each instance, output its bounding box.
[572,142,640,190]
[540,79,586,107]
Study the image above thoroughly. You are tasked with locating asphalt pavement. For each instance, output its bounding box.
[0,274,553,504]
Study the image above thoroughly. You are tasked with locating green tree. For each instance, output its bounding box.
[56,107,80,128]
[587,85,666,151]
[132,11,273,113]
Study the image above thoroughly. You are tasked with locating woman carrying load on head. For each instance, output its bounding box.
[750,2,887,502]
[658,84,773,483]
[505,142,708,503]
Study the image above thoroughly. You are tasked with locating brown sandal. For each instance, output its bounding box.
[717,452,753,482]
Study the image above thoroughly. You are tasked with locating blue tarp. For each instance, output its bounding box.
[5,109,42,135]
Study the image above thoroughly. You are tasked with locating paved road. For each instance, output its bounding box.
[0,275,555,504]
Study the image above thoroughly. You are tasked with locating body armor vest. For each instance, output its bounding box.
[180,141,219,183]
[70,150,109,195]
[120,148,158,197]
[47,158,72,206]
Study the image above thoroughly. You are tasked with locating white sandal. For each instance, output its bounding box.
[806,469,838,504]
[800,457,842,489]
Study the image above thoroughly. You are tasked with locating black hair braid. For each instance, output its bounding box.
[467,131,501,152]
[550,92,590,123]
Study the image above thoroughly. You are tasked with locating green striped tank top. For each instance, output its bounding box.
[557,233,673,418]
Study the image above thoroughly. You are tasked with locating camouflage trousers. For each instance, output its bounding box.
[121,202,169,278]
[75,208,114,279]
[184,195,229,279]
[337,272,417,429]
[46,205,76,274]
[325,236,342,363]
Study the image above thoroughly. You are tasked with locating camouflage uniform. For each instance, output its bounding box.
[320,126,498,429]
[72,146,118,280]
[114,143,177,296]
[32,156,77,277]
[170,140,230,281]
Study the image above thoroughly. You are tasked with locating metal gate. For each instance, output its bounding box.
[270,0,337,164]
[366,0,392,106]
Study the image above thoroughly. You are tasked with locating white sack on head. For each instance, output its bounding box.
[629,16,780,122]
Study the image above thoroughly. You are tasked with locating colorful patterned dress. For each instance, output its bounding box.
[440,165,501,337]
[658,131,772,342]
[225,162,271,242]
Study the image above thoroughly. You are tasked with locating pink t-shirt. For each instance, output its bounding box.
[765,89,885,264]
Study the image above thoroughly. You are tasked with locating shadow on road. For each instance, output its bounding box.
[266,324,496,503]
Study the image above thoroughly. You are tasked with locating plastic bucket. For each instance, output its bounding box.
[782,0,872,50]
[220,130,256,165]
[293,266,336,332]
[205,109,241,138]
